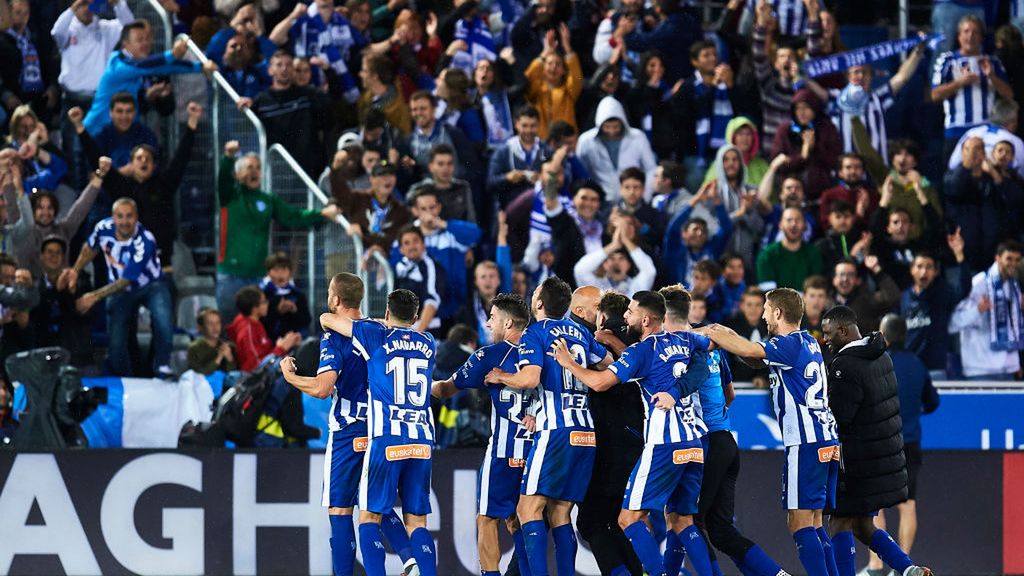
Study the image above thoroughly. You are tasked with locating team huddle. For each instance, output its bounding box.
[282,271,933,576]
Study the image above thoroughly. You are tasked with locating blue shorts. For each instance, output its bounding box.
[478,444,527,518]
[521,428,596,502]
[358,435,433,515]
[623,441,705,513]
[781,441,839,510]
[322,424,369,508]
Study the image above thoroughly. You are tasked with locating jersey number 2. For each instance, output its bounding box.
[386,357,429,407]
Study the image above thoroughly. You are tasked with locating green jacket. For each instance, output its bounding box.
[217,155,323,278]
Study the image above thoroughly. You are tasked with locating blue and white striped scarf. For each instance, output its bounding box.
[293,5,362,102]
[986,262,1024,351]
[451,17,496,75]
[692,71,733,158]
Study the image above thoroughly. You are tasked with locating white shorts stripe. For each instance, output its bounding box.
[786,446,800,510]
[627,444,656,511]
[320,428,335,507]
[478,442,494,516]
[525,430,549,495]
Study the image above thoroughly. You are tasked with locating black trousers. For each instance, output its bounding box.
[695,430,757,563]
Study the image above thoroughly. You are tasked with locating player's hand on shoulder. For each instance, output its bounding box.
[548,337,573,367]
[484,367,506,384]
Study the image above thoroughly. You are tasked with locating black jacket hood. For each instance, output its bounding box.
[835,332,887,361]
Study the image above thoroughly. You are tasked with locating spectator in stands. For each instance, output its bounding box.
[28,236,93,367]
[205,2,277,67]
[269,0,364,103]
[216,140,340,318]
[691,259,726,323]
[52,0,135,184]
[357,53,410,137]
[73,102,202,263]
[751,0,822,145]
[901,245,968,379]
[573,218,655,293]
[818,153,879,230]
[618,0,700,83]
[613,167,664,253]
[575,96,656,204]
[622,52,676,162]
[0,263,33,362]
[950,240,1024,380]
[944,136,1009,274]
[814,201,864,281]
[870,195,942,292]
[409,144,475,223]
[509,0,559,74]
[393,225,444,333]
[434,324,477,383]
[218,31,270,99]
[831,257,900,333]
[238,50,331,176]
[400,187,481,324]
[723,286,769,388]
[578,63,629,134]
[663,181,733,287]
[5,106,67,192]
[652,160,693,218]
[473,54,516,149]
[72,198,172,377]
[487,106,548,207]
[688,293,707,325]
[2,0,59,123]
[187,307,237,375]
[710,144,762,272]
[330,154,410,253]
[83,23,215,135]
[0,158,31,255]
[456,255,511,346]
[802,275,829,351]
[771,89,841,199]
[260,251,311,340]
[87,92,158,169]
[872,140,942,243]
[702,117,769,191]
[756,155,816,246]
[756,206,821,291]
[227,285,302,372]
[947,98,1024,178]
[400,90,477,183]
[0,380,15,443]
[436,68,487,147]
[524,24,583,140]
[931,14,1014,159]
[674,40,738,178]
[14,156,109,279]
[719,252,747,317]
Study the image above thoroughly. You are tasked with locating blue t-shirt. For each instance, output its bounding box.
[760,331,837,446]
[517,318,607,431]
[318,329,369,433]
[453,340,535,459]
[352,320,437,441]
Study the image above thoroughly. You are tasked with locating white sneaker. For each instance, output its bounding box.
[903,567,933,576]
[402,558,420,576]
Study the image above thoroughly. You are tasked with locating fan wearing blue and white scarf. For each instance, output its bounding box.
[985,261,1024,351]
[691,69,733,159]
[451,17,497,75]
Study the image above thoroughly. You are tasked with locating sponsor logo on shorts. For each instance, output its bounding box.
[385,444,432,461]
[569,431,596,447]
[508,458,526,468]
[672,448,704,464]
[817,445,841,463]
[353,437,368,452]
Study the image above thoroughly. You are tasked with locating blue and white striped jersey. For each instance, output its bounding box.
[453,340,535,459]
[609,331,710,445]
[318,329,368,432]
[288,5,364,100]
[760,331,837,446]
[517,318,608,431]
[746,0,807,37]
[87,218,162,289]
[932,51,1008,137]
[352,320,437,441]
[829,83,895,160]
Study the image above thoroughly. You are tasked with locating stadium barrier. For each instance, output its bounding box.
[0,448,1017,575]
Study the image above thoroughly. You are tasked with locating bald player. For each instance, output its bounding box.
[569,285,602,332]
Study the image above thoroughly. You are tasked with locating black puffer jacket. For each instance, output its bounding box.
[827,332,908,515]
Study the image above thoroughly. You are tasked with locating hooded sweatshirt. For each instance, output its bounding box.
[712,144,763,274]
[575,96,657,204]
[770,89,842,198]
[703,116,769,187]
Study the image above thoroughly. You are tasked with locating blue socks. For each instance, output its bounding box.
[869,529,913,574]
[711,559,724,576]
[358,523,386,576]
[551,524,577,576]
[793,527,829,576]
[664,530,687,576]
[738,543,786,576]
[482,571,500,576]
[522,520,549,576]
[409,527,437,576]
[512,529,534,576]
[329,515,355,576]
[623,521,666,576]
[817,527,839,576]
[680,525,714,576]
[381,510,413,563]
[831,531,856,576]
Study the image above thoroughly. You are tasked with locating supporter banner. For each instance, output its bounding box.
[0,450,1005,575]
[803,33,943,78]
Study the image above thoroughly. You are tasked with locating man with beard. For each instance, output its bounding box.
[829,258,899,333]
[756,207,822,291]
[820,305,933,576]
[818,154,879,230]
[699,288,838,576]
